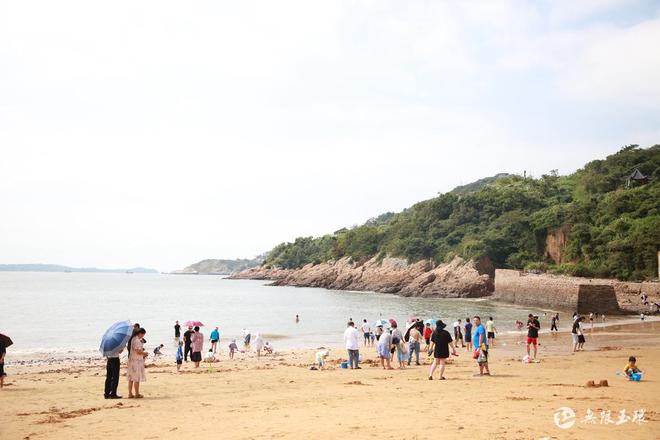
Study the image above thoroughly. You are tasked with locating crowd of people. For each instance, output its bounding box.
[97,309,645,399]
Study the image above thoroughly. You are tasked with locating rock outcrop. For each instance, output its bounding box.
[229,256,494,298]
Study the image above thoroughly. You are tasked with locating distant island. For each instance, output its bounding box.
[175,257,264,275]
[0,264,158,274]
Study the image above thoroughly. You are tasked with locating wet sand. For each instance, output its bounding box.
[1,320,659,439]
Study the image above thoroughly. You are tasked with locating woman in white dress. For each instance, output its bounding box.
[127,328,148,398]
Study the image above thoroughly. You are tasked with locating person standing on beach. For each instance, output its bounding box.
[453,319,464,348]
[104,346,123,399]
[174,321,181,343]
[391,322,407,369]
[377,328,393,370]
[183,326,193,362]
[550,314,558,332]
[464,318,473,352]
[243,328,252,348]
[572,316,585,352]
[428,320,457,380]
[486,317,497,348]
[191,326,204,368]
[374,325,384,341]
[176,341,183,372]
[127,328,148,398]
[343,321,361,369]
[255,333,264,358]
[472,316,490,376]
[210,327,220,353]
[423,323,432,350]
[407,324,422,366]
[361,319,371,347]
[526,314,540,360]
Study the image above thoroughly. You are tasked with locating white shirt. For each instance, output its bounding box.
[344,326,360,350]
[361,323,371,333]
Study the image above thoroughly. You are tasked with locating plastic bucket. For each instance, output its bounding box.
[340,361,348,369]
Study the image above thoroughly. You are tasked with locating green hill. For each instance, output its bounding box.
[264,145,660,281]
[183,258,263,274]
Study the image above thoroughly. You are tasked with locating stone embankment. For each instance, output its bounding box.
[494,269,660,314]
[229,256,493,298]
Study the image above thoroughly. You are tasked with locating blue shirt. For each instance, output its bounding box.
[176,345,183,361]
[473,324,488,349]
[210,329,220,341]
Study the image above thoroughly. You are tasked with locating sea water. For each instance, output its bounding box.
[1,271,558,359]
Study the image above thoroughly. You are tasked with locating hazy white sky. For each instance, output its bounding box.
[1,1,659,271]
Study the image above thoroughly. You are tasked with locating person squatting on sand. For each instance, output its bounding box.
[428,320,457,380]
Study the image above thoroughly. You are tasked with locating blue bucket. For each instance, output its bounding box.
[631,372,642,381]
[340,361,348,369]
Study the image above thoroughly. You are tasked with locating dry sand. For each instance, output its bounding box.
[1,321,659,440]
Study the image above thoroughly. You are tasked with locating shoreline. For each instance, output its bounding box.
[1,320,659,439]
[6,315,659,369]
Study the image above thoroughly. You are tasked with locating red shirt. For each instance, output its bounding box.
[423,328,432,339]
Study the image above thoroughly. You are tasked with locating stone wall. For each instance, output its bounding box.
[494,269,660,314]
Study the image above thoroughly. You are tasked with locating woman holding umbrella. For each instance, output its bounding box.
[127,327,148,398]
[428,320,457,380]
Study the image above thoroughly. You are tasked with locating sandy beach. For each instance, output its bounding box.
[1,320,659,440]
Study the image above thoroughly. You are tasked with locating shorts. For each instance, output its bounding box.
[0,362,5,376]
[487,332,495,339]
[191,352,202,362]
[176,359,183,365]
[572,334,579,343]
[527,337,538,346]
[425,338,430,345]
[364,332,370,340]
[577,335,585,344]
[211,339,218,343]
[464,336,471,343]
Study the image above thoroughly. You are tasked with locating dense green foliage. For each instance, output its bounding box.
[265,145,660,280]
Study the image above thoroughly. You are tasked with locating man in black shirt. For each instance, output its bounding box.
[183,326,193,362]
[526,314,540,360]
[174,321,181,343]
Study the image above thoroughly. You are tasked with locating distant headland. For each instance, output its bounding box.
[0,264,158,274]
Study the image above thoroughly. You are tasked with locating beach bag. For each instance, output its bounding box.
[472,349,479,359]
[392,335,401,345]
[477,350,487,363]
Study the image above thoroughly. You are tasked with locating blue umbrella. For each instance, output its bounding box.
[424,319,438,326]
[373,319,389,327]
[99,320,133,357]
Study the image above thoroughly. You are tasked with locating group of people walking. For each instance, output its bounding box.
[343,315,497,379]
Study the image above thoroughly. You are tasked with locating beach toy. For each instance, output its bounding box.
[340,361,348,369]
[630,372,642,381]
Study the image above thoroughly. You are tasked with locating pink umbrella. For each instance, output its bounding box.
[184,320,204,327]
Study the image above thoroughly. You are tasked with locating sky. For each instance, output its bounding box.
[1,0,660,271]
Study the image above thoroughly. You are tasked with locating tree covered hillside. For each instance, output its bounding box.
[265,145,660,281]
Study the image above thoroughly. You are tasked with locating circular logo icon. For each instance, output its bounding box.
[554,407,576,429]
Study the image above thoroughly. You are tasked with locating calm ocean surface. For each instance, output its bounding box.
[1,272,556,359]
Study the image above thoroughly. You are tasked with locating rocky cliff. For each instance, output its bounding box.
[229,256,493,298]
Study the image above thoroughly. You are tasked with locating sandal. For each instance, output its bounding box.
[135,394,144,398]
[128,395,135,399]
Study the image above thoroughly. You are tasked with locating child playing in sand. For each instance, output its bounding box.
[153,344,164,359]
[264,342,273,355]
[175,341,183,372]
[623,356,642,379]
[315,349,330,369]
[229,340,238,359]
